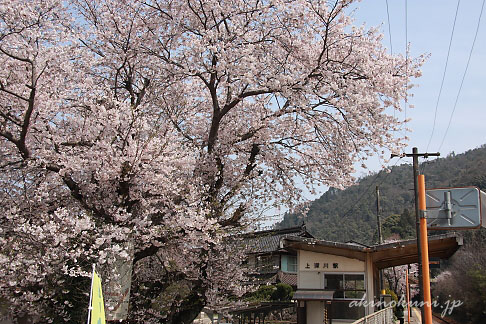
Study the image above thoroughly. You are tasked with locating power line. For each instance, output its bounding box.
[438,0,485,152]
[426,0,461,152]
[419,155,429,175]
[385,0,393,55]
[340,157,403,220]
[404,0,408,139]
[385,0,397,126]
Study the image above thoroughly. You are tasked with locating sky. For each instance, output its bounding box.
[265,0,486,227]
[350,0,486,172]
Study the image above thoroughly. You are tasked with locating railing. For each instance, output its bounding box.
[350,306,394,324]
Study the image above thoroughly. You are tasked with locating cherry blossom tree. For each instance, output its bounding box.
[383,264,419,298]
[0,0,424,322]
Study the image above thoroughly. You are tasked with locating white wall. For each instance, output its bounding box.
[296,250,369,323]
[297,250,366,290]
[306,301,324,324]
[299,250,365,273]
[298,271,323,289]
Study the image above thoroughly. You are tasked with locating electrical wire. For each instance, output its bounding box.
[438,0,485,152]
[340,157,403,220]
[385,0,393,55]
[385,0,398,125]
[420,156,430,175]
[426,0,461,152]
[403,0,408,139]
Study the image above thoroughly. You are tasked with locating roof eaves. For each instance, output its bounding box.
[282,236,370,252]
[369,233,463,252]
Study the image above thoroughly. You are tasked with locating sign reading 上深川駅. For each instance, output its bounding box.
[299,250,364,272]
[426,187,486,230]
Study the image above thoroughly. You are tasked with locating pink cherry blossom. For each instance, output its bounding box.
[0,0,424,322]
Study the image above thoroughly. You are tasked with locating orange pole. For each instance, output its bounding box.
[418,174,433,324]
[406,267,410,323]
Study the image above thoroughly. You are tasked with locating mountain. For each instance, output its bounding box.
[277,145,486,244]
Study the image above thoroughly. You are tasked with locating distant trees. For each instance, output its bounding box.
[380,209,415,241]
[431,162,486,322]
[279,146,486,244]
[433,236,486,323]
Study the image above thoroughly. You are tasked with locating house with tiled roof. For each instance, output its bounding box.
[243,224,313,287]
[193,225,312,324]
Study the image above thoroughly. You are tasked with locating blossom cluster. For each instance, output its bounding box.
[0,0,423,321]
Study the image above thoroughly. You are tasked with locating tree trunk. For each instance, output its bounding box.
[168,288,206,324]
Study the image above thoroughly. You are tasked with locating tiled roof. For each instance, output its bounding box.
[248,271,297,286]
[277,271,297,287]
[243,225,313,254]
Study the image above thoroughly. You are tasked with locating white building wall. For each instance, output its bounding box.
[297,250,367,324]
[306,301,324,324]
[299,251,365,273]
[298,271,323,289]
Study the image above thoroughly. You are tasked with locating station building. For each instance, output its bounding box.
[283,234,462,324]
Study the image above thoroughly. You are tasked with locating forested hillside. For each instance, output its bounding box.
[278,145,486,244]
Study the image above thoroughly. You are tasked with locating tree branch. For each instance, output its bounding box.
[218,204,245,227]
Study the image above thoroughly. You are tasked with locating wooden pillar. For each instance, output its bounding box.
[365,252,375,315]
[297,300,306,324]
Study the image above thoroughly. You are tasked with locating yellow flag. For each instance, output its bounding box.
[91,271,106,324]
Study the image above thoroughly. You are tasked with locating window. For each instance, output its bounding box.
[288,255,297,273]
[344,274,365,298]
[281,255,298,273]
[324,273,366,320]
[323,273,365,299]
[256,255,276,273]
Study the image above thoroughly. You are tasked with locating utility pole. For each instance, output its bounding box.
[392,147,439,324]
[418,174,433,324]
[376,186,384,296]
[376,186,383,244]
